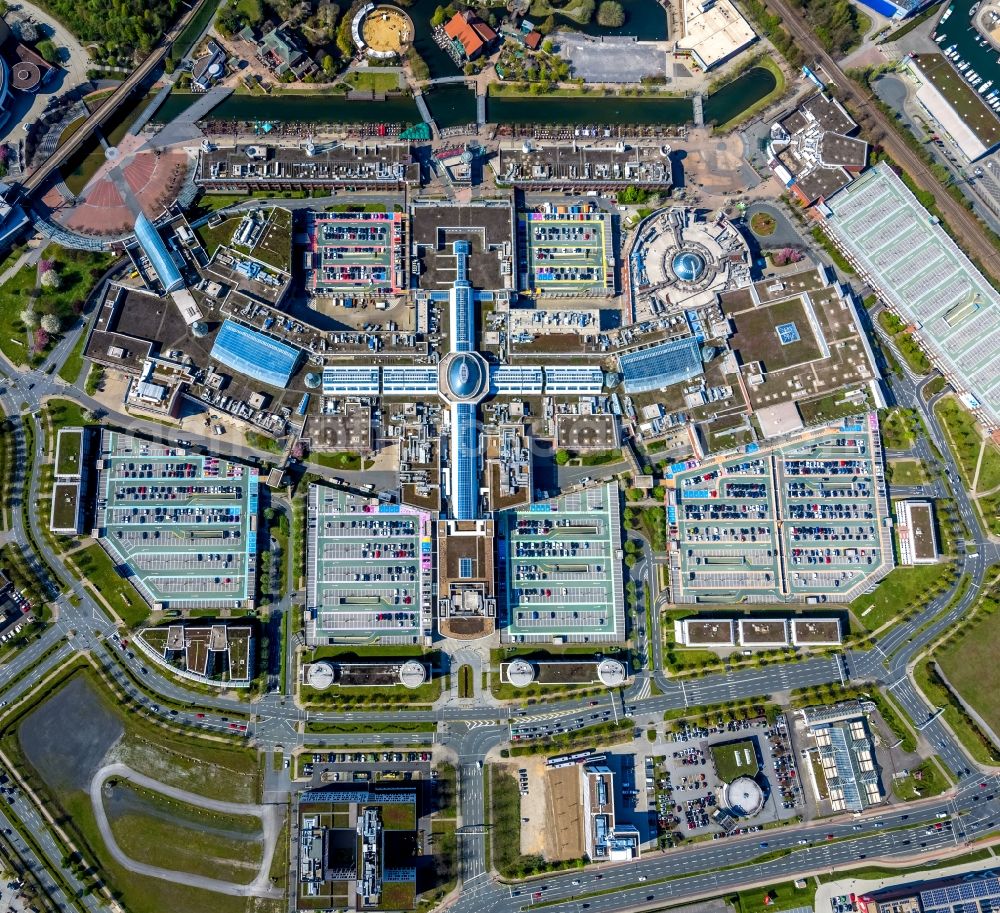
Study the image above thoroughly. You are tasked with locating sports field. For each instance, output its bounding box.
[711,739,759,783]
[95,430,259,610]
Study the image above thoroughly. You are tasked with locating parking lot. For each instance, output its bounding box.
[306,486,431,644]
[498,484,625,643]
[648,715,805,843]
[95,431,258,609]
[307,212,406,297]
[668,421,893,602]
[298,750,433,786]
[519,211,613,296]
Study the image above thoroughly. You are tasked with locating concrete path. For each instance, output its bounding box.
[89,762,283,898]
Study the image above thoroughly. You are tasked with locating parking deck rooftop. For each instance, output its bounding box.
[519,210,614,297]
[666,415,893,603]
[305,485,433,646]
[306,211,407,298]
[95,431,259,609]
[497,482,625,643]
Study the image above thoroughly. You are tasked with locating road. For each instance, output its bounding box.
[0,265,997,911]
[765,0,1000,282]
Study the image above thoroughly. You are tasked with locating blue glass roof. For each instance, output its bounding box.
[452,403,479,520]
[211,319,302,388]
[134,213,184,293]
[618,336,703,394]
[448,353,484,398]
[450,241,475,352]
[672,250,705,284]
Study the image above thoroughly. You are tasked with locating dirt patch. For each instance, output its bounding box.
[545,766,584,861]
[18,675,123,792]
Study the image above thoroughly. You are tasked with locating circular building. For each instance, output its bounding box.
[439,350,489,403]
[10,61,40,93]
[596,657,627,687]
[399,659,428,689]
[671,250,706,284]
[353,3,413,59]
[724,776,765,818]
[506,658,536,688]
[305,661,336,690]
[628,207,750,320]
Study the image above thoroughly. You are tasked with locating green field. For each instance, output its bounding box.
[1,665,269,913]
[72,542,149,627]
[849,563,957,631]
[936,395,1000,492]
[936,587,1000,740]
[710,739,759,783]
[888,459,925,486]
[892,758,949,801]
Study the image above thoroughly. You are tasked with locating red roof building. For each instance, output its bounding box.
[444,11,497,59]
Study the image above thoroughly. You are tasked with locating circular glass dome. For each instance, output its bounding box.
[672,250,706,283]
[448,353,484,399]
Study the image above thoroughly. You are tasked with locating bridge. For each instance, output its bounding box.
[19,0,208,198]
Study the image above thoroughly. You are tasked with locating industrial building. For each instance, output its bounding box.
[676,0,756,70]
[137,621,255,687]
[821,162,1000,428]
[49,426,88,536]
[895,500,939,565]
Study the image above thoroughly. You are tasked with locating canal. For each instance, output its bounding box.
[153,65,775,129]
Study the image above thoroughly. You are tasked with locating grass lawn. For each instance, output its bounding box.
[72,542,149,627]
[935,395,1000,491]
[916,659,1000,765]
[381,801,416,830]
[343,70,400,93]
[710,739,759,783]
[936,592,1000,738]
[889,459,926,486]
[816,849,994,884]
[3,665,270,913]
[307,451,362,471]
[892,758,949,801]
[880,407,919,450]
[528,0,595,24]
[195,217,240,259]
[57,327,90,384]
[849,563,957,632]
[458,664,473,699]
[304,720,436,734]
[54,427,83,476]
[749,211,776,237]
[730,881,816,913]
[0,248,113,366]
[245,431,284,455]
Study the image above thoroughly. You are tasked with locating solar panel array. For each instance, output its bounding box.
[618,336,704,394]
[322,366,380,396]
[921,875,1000,913]
[492,365,544,395]
[824,163,1000,423]
[210,319,302,389]
[382,366,438,396]
[543,366,605,394]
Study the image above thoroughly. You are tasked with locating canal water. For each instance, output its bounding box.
[934,0,1000,84]
[153,65,774,129]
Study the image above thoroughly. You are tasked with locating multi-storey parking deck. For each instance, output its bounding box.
[306,212,406,298]
[497,482,625,643]
[305,485,432,646]
[95,431,258,609]
[518,210,615,297]
[667,414,893,603]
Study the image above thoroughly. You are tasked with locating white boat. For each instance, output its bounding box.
[980,80,993,93]
[959,61,970,70]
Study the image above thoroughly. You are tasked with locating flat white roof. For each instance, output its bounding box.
[678,0,756,69]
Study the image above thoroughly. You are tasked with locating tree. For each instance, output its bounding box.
[431,4,449,26]
[36,39,58,64]
[40,269,61,290]
[555,449,570,465]
[40,313,61,333]
[19,307,36,328]
[596,0,624,26]
[322,53,335,75]
[541,38,553,53]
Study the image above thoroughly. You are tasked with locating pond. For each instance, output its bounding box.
[154,65,774,131]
